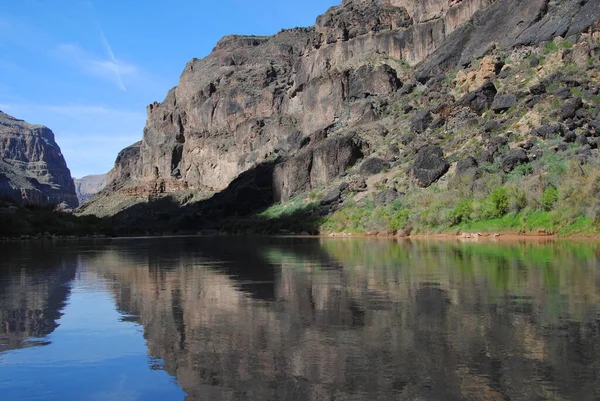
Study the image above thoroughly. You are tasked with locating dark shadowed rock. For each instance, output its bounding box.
[360,157,391,175]
[529,82,546,95]
[564,131,577,143]
[399,80,417,95]
[373,188,398,206]
[459,82,497,114]
[456,156,479,176]
[348,65,401,100]
[535,124,564,139]
[273,136,363,202]
[591,118,600,134]
[484,120,503,132]
[576,134,589,146]
[492,94,517,113]
[501,148,529,172]
[410,146,450,187]
[321,187,341,205]
[478,150,494,164]
[560,98,583,120]
[411,110,433,134]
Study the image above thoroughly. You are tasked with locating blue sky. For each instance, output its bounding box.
[0,0,340,178]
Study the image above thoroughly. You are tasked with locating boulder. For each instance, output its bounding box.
[410,146,450,187]
[591,118,600,134]
[560,98,583,120]
[535,124,564,139]
[484,120,503,132]
[491,94,517,113]
[373,188,398,206]
[501,148,529,172]
[564,131,577,143]
[456,156,479,176]
[321,188,341,205]
[529,82,546,95]
[459,82,498,114]
[360,157,391,175]
[576,134,589,146]
[411,110,433,134]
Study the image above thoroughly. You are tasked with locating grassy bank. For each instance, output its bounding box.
[240,158,600,237]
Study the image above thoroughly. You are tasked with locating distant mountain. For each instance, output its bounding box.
[74,174,107,204]
[0,111,78,208]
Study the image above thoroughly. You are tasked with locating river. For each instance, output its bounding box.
[0,237,599,400]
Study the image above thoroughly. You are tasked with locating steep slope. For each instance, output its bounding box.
[88,0,503,200]
[74,174,107,204]
[0,111,78,208]
[82,0,600,235]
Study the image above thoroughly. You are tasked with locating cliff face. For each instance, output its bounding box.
[86,0,600,222]
[102,0,502,194]
[73,174,107,204]
[0,111,78,208]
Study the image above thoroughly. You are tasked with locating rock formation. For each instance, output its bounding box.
[83,0,600,230]
[0,243,77,352]
[0,111,78,208]
[73,174,107,204]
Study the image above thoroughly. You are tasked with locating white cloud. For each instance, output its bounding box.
[57,43,138,91]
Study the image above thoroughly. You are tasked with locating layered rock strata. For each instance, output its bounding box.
[0,111,78,208]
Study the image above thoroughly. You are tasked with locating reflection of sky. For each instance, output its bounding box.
[0,271,186,401]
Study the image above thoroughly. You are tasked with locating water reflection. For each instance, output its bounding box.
[0,242,77,352]
[1,237,600,400]
[77,237,600,401]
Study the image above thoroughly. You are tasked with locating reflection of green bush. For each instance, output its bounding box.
[316,238,600,321]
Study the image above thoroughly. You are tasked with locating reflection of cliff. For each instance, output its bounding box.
[84,238,600,401]
[0,242,78,352]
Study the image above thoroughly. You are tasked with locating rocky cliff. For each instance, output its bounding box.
[82,0,600,234]
[0,111,78,208]
[74,174,107,204]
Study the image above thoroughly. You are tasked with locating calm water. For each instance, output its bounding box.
[0,237,599,401]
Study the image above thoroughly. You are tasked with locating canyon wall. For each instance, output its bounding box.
[0,111,78,208]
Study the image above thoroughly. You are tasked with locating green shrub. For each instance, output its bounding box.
[508,186,528,213]
[390,199,403,211]
[544,41,559,52]
[451,199,473,225]
[541,186,558,211]
[389,209,410,231]
[481,187,510,219]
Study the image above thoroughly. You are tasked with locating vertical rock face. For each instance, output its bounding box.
[0,111,78,208]
[104,0,497,199]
